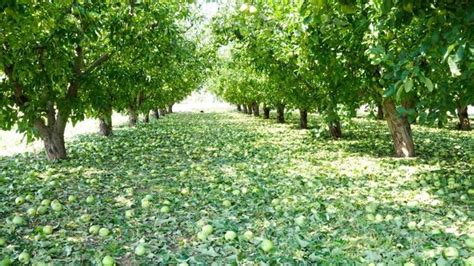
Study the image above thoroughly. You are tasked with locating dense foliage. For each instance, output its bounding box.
[209,0,473,157]
[0,1,205,160]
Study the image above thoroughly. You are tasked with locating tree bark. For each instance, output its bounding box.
[263,106,270,119]
[299,109,308,129]
[383,99,415,157]
[252,102,259,116]
[457,106,470,130]
[143,113,149,123]
[276,103,285,123]
[328,120,342,139]
[237,105,242,112]
[159,108,167,116]
[376,103,384,120]
[247,104,253,115]
[242,105,248,114]
[153,108,160,119]
[128,107,138,127]
[168,104,173,113]
[34,117,67,161]
[99,106,113,136]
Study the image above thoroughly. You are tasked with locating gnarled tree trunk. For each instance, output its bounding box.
[153,108,160,119]
[252,101,259,117]
[376,103,384,120]
[34,112,68,161]
[383,99,415,157]
[457,106,470,130]
[99,106,113,136]
[263,106,270,119]
[242,104,248,114]
[237,105,242,112]
[299,109,308,129]
[328,120,342,139]
[128,107,138,127]
[168,104,173,113]
[276,103,285,123]
[247,104,253,115]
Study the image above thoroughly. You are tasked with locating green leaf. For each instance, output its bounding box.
[423,77,434,92]
[404,78,413,92]
[442,44,456,63]
[447,56,461,76]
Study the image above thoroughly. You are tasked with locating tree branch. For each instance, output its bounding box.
[4,64,28,106]
[81,52,111,77]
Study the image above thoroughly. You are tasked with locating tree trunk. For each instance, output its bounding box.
[457,106,470,130]
[34,119,67,161]
[247,104,253,115]
[128,107,138,127]
[237,105,242,112]
[153,108,160,119]
[328,120,342,139]
[376,103,384,120]
[99,107,113,137]
[242,105,248,114]
[299,109,308,129]
[263,106,270,119]
[160,108,167,116]
[168,104,173,113]
[252,102,259,117]
[143,113,149,123]
[383,99,415,157]
[276,104,285,123]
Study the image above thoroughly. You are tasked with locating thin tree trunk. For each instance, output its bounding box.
[237,105,242,112]
[276,103,285,123]
[242,105,248,114]
[383,99,415,157]
[153,108,160,119]
[128,107,138,127]
[263,106,270,119]
[160,108,167,116]
[168,104,173,113]
[252,102,259,116]
[247,104,253,115]
[457,106,470,130]
[376,103,384,120]
[328,120,342,139]
[99,106,113,136]
[299,109,308,129]
[143,113,149,123]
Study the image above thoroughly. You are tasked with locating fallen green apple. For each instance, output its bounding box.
[260,239,274,252]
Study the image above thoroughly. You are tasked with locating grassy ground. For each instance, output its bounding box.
[0,112,473,265]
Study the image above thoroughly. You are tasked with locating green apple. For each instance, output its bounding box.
[15,196,25,205]
[134,244,146,256]
[294,215,305,226]
[0,238,5,246]
[465,256,474,266]
[99,228,110,237]
[80,214,92,222]
[86,196,95,204]
[41,199,51,206]
[181,188,189,195]
[249,5,257,14]
[160,206,170,213]
[144,194,153,201]
[43,225,53,235]
[26,208,37,216]
[12,215,24,225]
[37,206,48,215]
[141,199,151,208]
[466,238,474,249]
[89,225,100,235]
[223,200,231,207]
[102,255,114,266]
[18,251,30,264]
[51,200,63,212]
[443,246,459,259]
[365,202,378,213]
[25,195,34,202]
[407,221,417,230]
[201,225,213,235]
[260,239,274,252]
[243,230,254,241]
[225,230,237,240]
[197,231,207,241]
[68,195,77,203]
[125,210,134,218]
